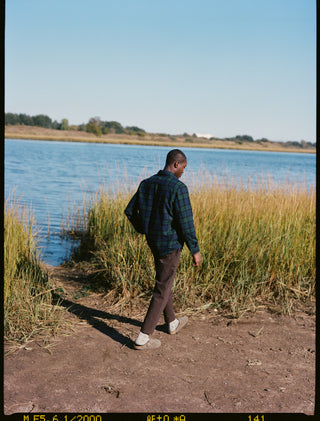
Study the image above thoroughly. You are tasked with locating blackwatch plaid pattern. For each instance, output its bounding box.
[125,170,200,258]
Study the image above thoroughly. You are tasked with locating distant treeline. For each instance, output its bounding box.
[5,112,315,148]
[220,134,316,149]
[5,113,146,137]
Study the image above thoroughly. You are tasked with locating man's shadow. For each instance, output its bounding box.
[52,293,168,349]
[52,293,141,349]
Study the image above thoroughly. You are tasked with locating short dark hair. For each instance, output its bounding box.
[165,149,187,166]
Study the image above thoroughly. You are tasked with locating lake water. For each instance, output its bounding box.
[5,138,316,266]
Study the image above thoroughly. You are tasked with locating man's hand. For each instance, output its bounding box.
[192,252,202,266]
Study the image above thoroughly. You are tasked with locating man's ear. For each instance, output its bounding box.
[173,161,179,168]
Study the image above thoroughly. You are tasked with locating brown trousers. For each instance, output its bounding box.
[141,248,182,335]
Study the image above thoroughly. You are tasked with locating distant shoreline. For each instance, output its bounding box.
[5,125,316,154]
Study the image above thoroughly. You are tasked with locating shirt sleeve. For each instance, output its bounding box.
[124,189,145,234]
[173,184,200,255]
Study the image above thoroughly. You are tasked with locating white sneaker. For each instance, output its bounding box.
[169,316,188,335]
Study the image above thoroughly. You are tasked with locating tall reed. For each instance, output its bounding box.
[64,176,315,315]
[4,197,64,343]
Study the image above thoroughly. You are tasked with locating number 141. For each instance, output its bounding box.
[248,416,265,421]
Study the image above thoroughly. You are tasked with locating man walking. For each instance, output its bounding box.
[125,149,201,350]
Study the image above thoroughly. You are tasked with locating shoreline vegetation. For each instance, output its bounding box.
[61,177,315,317]
[5,124,316,154]
[4,198,66,345]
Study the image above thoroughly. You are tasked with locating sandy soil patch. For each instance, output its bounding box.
[4,266,316,415]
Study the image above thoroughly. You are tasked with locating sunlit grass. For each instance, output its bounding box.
[4,197,66,344]
[63,174,315,316]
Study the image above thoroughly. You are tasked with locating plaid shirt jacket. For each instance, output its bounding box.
[124,170,200,258]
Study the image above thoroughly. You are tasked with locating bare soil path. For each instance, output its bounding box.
[4,266,316,416]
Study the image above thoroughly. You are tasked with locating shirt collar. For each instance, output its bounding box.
[157,169,176,178]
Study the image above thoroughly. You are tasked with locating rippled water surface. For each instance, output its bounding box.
[5,138,316,265]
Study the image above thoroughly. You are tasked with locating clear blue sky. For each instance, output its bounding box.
[5,0,316,142]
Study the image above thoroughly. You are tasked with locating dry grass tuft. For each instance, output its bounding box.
[4,197,67,345]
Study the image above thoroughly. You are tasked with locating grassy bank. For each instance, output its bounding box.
[4,198,65,344]
[5,125,316,154]
[63,177,315,316]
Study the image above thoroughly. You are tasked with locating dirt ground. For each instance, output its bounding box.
[4,265,316,416]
